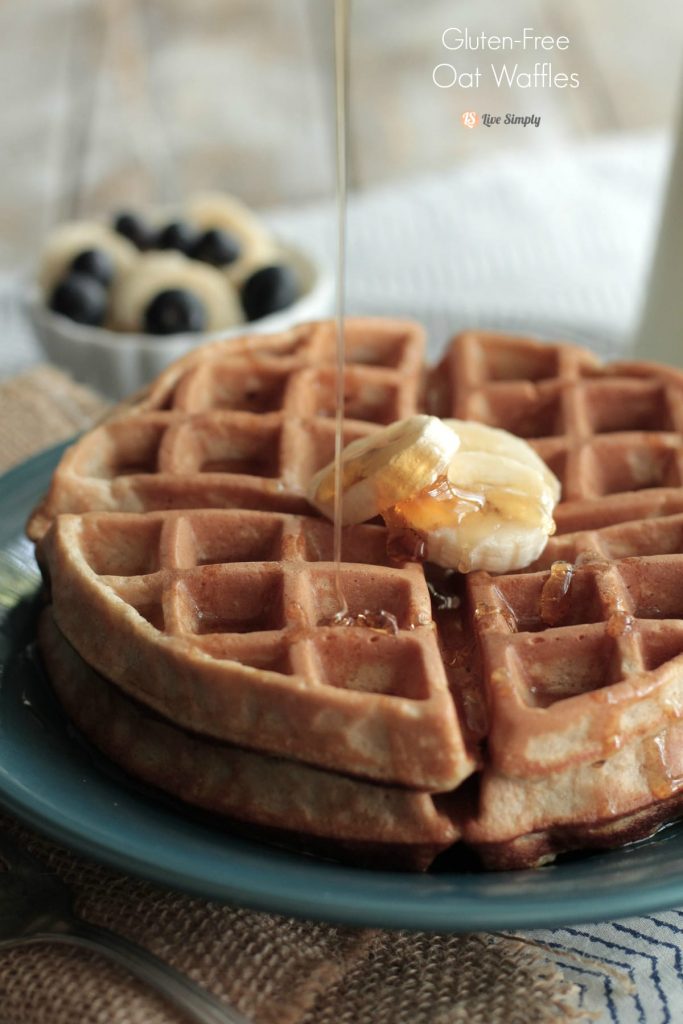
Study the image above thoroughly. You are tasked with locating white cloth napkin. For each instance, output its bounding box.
[263,131,670,363]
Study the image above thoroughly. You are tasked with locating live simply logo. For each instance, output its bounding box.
[461,111,541,128]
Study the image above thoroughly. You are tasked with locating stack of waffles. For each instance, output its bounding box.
[30,320,683,869]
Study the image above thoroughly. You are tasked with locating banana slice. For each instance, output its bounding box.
[39,221,138,296]
[443,419,561,504]
[386,422,561,573]
[388,451,556,573]
[188,192,273,250]
[309,414,560,574]
[224,247,284,290]
[307,415,460,526]
[110,251,243,333]
[187,192,278,288]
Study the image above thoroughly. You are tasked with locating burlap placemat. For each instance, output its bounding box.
[0,367,588,1024]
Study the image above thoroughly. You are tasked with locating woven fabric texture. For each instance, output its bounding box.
[0,366,109,472]
[0,812,584,1024]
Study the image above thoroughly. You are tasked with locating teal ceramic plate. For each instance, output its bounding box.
[2,444,683,932]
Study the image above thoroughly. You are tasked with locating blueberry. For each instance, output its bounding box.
[241,264,299,321]
[156,221,198,255]
[144,288,207,335]
[70,248,115,287]
[49,273,108,326]
[113,211,153,250]
[191,228,241,267]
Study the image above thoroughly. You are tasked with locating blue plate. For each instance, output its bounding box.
[2,444,683,931]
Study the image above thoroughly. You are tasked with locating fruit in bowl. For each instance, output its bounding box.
[41,193,303,332]
[28,193,331,398]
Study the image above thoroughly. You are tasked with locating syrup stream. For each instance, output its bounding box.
[326,1,406,637]
[332,0,350,619]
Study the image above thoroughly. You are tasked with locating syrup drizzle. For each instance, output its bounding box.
[539,560,574,627]
[325,1,419,636]
[331,0,350,622]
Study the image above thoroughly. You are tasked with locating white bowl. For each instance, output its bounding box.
[26,242,333,400]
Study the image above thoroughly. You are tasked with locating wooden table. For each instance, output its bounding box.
[1,0,682,271]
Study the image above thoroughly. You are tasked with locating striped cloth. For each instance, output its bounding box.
[531,915,683,1023]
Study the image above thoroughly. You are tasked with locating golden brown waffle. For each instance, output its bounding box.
[429,331,683,532]
[31,322,683,868]
[28,319,425,541]
[427,330,683,866]
[39,609,461,871]
[465,554,683,778]
[461,718,683,868]
[42,508,474,790]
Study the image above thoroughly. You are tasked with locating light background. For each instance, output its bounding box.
[1,0,682,269]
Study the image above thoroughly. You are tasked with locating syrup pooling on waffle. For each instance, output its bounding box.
[426,332,683,865]
[463,721,683,869]
[28,321,425,541]
[44,508,475,791]
[467,558,683,779]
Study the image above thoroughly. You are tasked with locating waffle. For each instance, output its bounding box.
[429,331,683,533]
[39,609,461,871]
[31,321,683,869]
[28,319,425,541]
[429,331,683,865]
[41,507,473,790]
[461,719,683,868]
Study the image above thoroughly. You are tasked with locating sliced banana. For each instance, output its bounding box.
[444,419,560,504]
[110,251,243,333]
[387,421,560,572]
[188,192,272,249]
[307,415,460,526]
[187,192,278,287]
[224,247,283,290]
[309,415,561,574]
[389,450,557,573]
[39,221,138,296]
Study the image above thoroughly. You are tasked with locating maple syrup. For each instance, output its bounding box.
[539,560,574,627]
[325,0,405,635]
[331,0,350,622]
[387,527,428,564]
[645,732,683,800]
[606,606,634,638]
[473,589,516,632]
[386,474,483,533]
[332,608,400,635]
